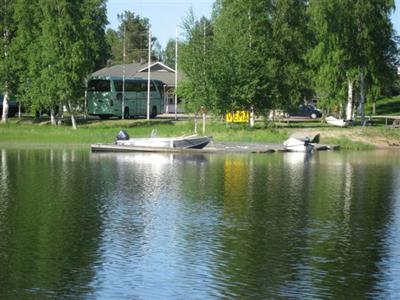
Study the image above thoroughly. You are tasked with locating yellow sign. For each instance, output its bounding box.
[226,111,250,123]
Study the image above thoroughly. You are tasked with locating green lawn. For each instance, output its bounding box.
[0,117,288,145]
[1,106,400,151]
[365,95,400,116]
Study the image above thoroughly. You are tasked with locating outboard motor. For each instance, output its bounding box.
[304,137,310,146]
[116,130,130,141]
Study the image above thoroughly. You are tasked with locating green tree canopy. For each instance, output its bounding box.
[106,11,161,65]
[179,0,310,116]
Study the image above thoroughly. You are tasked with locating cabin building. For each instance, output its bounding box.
[91,61,184,114]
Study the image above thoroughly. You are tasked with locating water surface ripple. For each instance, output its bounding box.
[1,149,400,299]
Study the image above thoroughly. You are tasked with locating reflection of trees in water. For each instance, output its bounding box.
[0,149,10,287]
[296,152,397,298]
[198,153,400,299]
[0,149,10,219]
[0,148,105,299]
[374,166,400,296]
[208,154,314,298]
[2,149,398,298]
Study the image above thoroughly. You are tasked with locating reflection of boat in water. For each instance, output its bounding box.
[326,116,350,127]
[115,130,211,149]
[283,137,313,152]
[284,151,313,164]
[90,152,208,165]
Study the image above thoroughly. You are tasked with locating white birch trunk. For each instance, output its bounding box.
[202,112,206,134]
[359,69,365,125]
[67,101,77,130]
[1,92,9,123]
[50,109,56,125]
[194,112,198,134]
[249,106,255,128]
[58,102,63,125]
[346,80,354,121]
[70,113,77,130]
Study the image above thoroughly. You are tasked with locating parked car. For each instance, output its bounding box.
[289,105,322,119]
[0,96,18,117]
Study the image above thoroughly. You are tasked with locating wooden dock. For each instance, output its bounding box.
[91,142,339,154]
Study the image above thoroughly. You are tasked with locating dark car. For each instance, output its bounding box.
[0,96,18,117]
[289,105,322,119]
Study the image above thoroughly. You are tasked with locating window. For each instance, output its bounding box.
[88,80,111,92]
[114,80,147,92]
[114,80,123,92]
[126,81,141,92]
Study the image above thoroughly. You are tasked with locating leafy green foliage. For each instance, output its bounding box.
[0,0,16,94]
[2,0,109,125]
[179,0,310,117]
[106,11,161,65]
[163,38,178,68]
[307,0,398,117]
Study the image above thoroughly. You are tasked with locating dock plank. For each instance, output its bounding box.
[91,142,340,154]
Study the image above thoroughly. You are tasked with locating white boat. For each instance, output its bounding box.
[283,137,314,152]
[115,130,211,149]
[325,116,350,127]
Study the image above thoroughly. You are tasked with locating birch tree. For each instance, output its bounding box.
[308,0,398,121]
[179,12,215,113]
[0,0,14,123]
[352,0,397,123]
[28,0,108,128]
[179,0,309,117]
[11,0,41,113]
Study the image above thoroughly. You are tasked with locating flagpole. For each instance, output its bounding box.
[174,27,178,120]
[147,28,151,120]
[122,25,126,119]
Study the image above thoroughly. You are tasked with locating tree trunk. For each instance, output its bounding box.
[249,105,255,128]
[58,102,63,125]
[67,101,77,130]
[70,113,77,130]
[346,80,353,121]
[372,101,376,115]
[1,92,9,123]
[18,102,21,119]
[202,111,206,134]
[194,112,198,134]
[359,69,365,125]
[50,109,57,125]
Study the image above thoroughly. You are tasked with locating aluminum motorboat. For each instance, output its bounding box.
[115,130,211,149]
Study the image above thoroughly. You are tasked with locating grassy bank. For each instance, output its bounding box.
[0,117,288,145]
[1,116,399,150]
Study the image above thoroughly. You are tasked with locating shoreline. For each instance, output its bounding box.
[1,118,400,151]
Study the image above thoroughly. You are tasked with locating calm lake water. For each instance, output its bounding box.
[1,147,400,299]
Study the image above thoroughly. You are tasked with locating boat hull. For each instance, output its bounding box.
[326,116,349,127]
[173,136,211,149]
[116,136,211,149]
[283,137,314,152]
